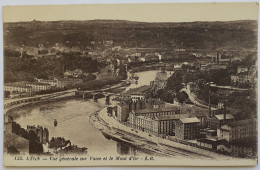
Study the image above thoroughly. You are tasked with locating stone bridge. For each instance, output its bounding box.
[75,90,113,100]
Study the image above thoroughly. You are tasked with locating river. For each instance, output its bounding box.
[10,70,163,156]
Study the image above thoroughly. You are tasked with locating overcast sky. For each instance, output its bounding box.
[2,2,258,23]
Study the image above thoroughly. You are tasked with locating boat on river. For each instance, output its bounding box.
[54,119,58,127]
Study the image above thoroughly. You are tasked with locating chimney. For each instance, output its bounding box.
[212,110,215,117]
[223,100,227,124]
[217,51,220,64]
[208,95,211,117]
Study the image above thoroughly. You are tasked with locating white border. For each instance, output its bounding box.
[0,0,259,170]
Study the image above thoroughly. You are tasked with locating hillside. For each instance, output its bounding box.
[3,20,258,51]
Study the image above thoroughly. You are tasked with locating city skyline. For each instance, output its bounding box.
[3,2,258,23]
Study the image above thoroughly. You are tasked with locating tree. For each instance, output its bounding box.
[84,73,96,81]
[209,69,229,85]
[4,91,10,98]
[166,71,183,93]
[118,66,127,79]
[176,91,189,104]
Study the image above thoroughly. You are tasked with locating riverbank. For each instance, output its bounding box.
[90,106,252,160]
[90,107,207,159]
[5,90,77,116]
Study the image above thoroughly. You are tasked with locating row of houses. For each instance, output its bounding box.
[126,105,256,157]
[4,82,51,96]
[4,78,83,98]
[198,118,257,157]
[127,105,235,139]
[230,66,257,85]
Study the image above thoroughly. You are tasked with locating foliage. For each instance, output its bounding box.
[4,52,100,83]
[35,87,68,95]
[78,76,123,90]
[4,91,10,98]
[227,90,257,119]
[209,69,230,85]
[176,91,189,104]
[4,49,21,58]
[83,73,97,82]
[165,71,183,93]
[118,65,127,79]
[4,20,257,49]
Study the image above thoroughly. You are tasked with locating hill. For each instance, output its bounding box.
[4,20,257,51]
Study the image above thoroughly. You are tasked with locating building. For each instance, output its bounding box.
[24,82,51,92]
[197,138,222,150]
[175,117,200,140]
[27,125,49,144]
[9,91,30,99]
[117,102,130,122]
[217,140,256,158]
[130,106,181,118]
[64,69,83,78]
[127,85,151,102]
[150,70,168,94]
[237,66,248,74]
[210,114,235,130]
[156,112,208,136]
[128,106,181,136]
[145,98,165,109]
[56,78,68,88]
[37,77,76,89]
[4,83,32,94]
[129,107,207,137]
[231,72,251,84]
[128,114,159,135]
[37,78,67,88]
[231,75,239,83]
[179,107,209,128]
[155,114,188,136]
[217,119,257,142]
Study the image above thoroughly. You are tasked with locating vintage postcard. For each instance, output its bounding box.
[2,2,258,167]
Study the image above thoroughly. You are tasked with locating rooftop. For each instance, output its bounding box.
[197,138,224,145]
[134,106,180,115]
[156,112,206,121]
[179,117,200,123]
[5,83,32,89]
[214,114,234,120]
[135,115,154,121]
[25,82,51,86]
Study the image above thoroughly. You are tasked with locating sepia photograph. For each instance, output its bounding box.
[2,2,258,167]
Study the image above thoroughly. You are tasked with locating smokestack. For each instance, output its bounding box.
[217,51,220,64]
[208,95,211,117]
[223,100,227,124]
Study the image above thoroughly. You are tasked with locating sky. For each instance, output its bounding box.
[2,2,259,23]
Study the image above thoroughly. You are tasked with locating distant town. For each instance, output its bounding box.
[3,20,257,159]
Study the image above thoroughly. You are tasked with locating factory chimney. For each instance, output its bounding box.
[223,100,227,124]
[217,51,220,64]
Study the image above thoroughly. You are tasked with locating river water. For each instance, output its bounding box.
[11,70,163,156]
